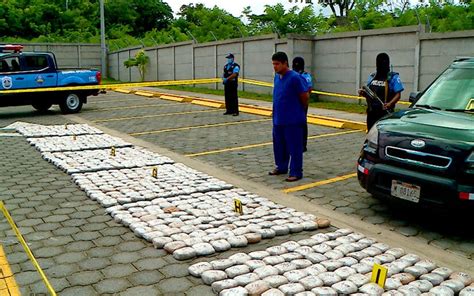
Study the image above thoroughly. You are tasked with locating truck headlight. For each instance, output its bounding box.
[467,152,474,163]
[467,152,474,169]
[365,125,379,153]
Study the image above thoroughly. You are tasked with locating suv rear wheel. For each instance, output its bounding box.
[60,92,83,114]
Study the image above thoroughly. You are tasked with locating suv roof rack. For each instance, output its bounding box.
[0,44,23,53]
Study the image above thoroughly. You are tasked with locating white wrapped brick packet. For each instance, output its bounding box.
[459,286,474,296]
[212,279,239,294]
[359,283,384,295]
[440,279,465,294]
[311,287,337,296]
[420,273,444,286]
[429,285,455,295]
[299,275,323,290]
[219,286,249,296]
[263,275,289,288]
[202,270,228,285]
[234,273,260,286]
[332,280,358,295]
[226,265,251,279]
[189,262,212,277]
[279,283,305,295]
[262,288,284,296]
[409,279,434,293]
[245,280,271,295]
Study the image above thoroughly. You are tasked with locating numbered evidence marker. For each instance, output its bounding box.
[72,134,77,141]
[371,263,388,288]
[233,199,243,215]
[151,167,158,178]
[64,123,68,130]
[110,146,116,157]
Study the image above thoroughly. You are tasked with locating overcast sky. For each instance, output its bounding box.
[166,0,321,17]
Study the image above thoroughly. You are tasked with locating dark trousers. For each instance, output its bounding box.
[273,124,304,178]
[367,108,389,130]
[303,107,308,151]
[224,83,238,114]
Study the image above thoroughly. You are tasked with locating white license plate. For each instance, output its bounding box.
[391,180,420,203]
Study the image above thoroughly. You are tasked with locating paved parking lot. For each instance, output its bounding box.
[0,90,472,294]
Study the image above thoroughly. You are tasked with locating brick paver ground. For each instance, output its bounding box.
[0,91,472,294]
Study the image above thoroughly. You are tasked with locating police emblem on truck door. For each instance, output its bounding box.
[1,76,12,89]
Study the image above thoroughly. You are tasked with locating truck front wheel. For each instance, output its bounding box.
[60,93,83,114]
[32,102,53,113]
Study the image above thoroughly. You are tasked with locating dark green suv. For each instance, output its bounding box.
[357,57,474,209]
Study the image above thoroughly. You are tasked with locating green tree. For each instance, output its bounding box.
[124,50,150,82]
[175,4,247,42]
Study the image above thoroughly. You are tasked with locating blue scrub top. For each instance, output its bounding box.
[301,72,313,91]
[273,70,307,126]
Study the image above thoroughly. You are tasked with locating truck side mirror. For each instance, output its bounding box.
[409,92,421,103]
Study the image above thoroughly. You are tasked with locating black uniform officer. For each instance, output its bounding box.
[359,53,404,131]
[222,53,240,116]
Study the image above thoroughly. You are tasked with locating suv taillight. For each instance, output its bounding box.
[96,71,102,84]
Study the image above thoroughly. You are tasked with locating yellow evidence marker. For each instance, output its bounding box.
[234,199,243,215]
[371,263,388,288]
[152,167,158,178]
[110,146,116,157]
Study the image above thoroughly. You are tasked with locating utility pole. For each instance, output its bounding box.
[100,0,107,77]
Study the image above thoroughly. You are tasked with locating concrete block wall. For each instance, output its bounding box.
[22,43,101,70]
[418,30,474,90]
[106,27,474,101]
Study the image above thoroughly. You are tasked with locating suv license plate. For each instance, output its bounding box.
[391,180,420,203]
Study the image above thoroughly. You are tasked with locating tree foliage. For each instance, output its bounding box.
[0,0,472,49]
[124,50,150,81]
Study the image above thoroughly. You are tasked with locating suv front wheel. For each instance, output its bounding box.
[60,92,83,114]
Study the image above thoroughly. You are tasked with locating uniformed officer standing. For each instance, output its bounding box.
[359,53,404,130]
[222,53,240,116]
[292,57,312,152]
[269,52,309,182]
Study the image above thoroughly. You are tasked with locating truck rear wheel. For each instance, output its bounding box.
[60,93,83,114]
[32,102,53,113]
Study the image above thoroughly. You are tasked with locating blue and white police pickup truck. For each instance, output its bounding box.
[0,44,102,113]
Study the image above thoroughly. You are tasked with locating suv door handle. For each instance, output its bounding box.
[15,77,24,80]
[46,75,54,78]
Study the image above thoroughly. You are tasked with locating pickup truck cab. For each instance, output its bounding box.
[357,57,474,211]
[0,44,101,113]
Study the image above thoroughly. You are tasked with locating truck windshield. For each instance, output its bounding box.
[415,66,474,111]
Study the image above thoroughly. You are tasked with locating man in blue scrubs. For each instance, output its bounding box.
[269,52,309,182]
[292,57,313,152]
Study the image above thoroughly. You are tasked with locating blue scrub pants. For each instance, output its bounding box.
[272,124,304,178]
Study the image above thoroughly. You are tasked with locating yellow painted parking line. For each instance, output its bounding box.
[135,91,155,97]
[88,103,182,112]
[129,118,271,136]
[186,129,362,157]
[114,88,136,94]
[93,109,221,123]
[0,244,20,296]
[89,98,146,105]
[283,172,357,193]
[191,99,224,108]
[160,95,193,103]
